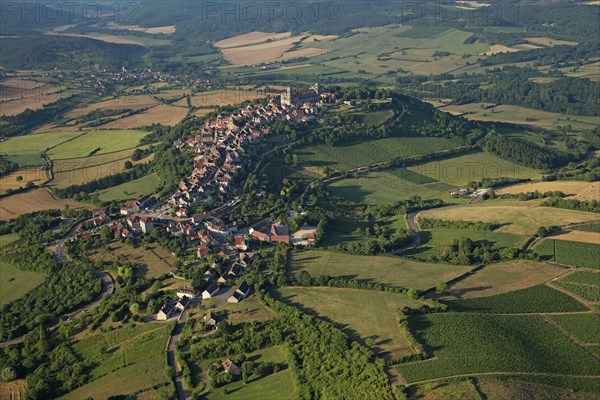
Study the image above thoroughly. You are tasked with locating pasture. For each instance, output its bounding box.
[0,188,86,220]
[328,169,454,205]
[443,260,566,299]
[0,130,82,166]
[496,180,599,201]
[406,151,542,187]
[396,314,600,383]
[278,286,425,358]
[291,250,472,290]
[90,242,175,278]
[0,260,46,306]
[95,173,161,202]
[211,295,277,324]
[47,129,149,159]
[419,199,600,236]
[439,103,599,132]
[203,346,295,400]
[407,228,525,262]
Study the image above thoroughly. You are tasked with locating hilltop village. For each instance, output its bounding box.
[69,84,336,316]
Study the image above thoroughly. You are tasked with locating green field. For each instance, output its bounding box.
[64,323,173,399]
[395,26,450,39]
[535,239,600,269]
[447,285,588,314]
[291,250,472,290]
[0,233,19,246]
[548,314,600,344]
[96,173,161,202]
[204,346,295,400]
[407,151,542,187]
[279,287,425,358]
[406,228,525,262]
[444,261,566,299]
[0,130,82,166]
[297,136,459,172]
[0,260,46,307]
[397,314,600,383]
[47,129,149,159]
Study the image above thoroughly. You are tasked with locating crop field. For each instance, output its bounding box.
[0,80,62,116]
[46,129,149,159]
[447,284,588,313]
[297,136,459,172]
[0,260,46,306]
[496,181,599,202]
[439,103,599,132]
[0,188,86,220]
[551,230,600,245]
[407,228,525,262]
[220,34,306,66]
[0,130,83,166]
[186,89,268,108]
[0,379,26,400]
[406,152,542,187]
[204,346,295,400]
[0,167,48,193]
[477,377,600,399]
[95,172,161,202]
[535,239,600,269]
[303,25,489,80]
[67,95,160,117]
[278,287,425,358]
[291,250,472,290]
[548,314,600,344]
[51,147,153,188]
[101,104,189,128]
[396,313,600,383]
[443,261,566,299]
[214,31,292,48]
[555,282,600,302]
[420,200,600,236]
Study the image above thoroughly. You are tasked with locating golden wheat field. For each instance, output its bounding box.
[0,188,86,220]
[496,181,599,201]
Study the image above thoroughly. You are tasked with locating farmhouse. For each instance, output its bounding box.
[204,312,217,326]
[176,285,197,299]
[202,283,220,299]
[227,281,252,303]
[222,358,240,374]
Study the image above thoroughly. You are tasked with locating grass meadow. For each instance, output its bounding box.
[278,286,425,358]
[0,260,46,306]
[203,346,295,400]
[95,173,161,202]
[443,261,566,299]
[291,250,472,290]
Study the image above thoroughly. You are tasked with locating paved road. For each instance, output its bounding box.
[0,219,114,348]
[167,298,198,400]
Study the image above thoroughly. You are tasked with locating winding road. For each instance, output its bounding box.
[0,219,114,348]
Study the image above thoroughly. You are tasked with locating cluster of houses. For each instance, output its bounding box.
[172,83,336,210]
[249,219,290,244]
[157,285,197,321]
